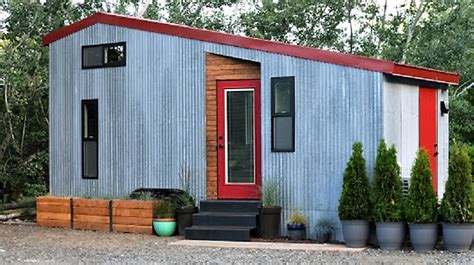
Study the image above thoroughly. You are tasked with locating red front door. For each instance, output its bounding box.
[217,80,261,199]
[419,86,438,193]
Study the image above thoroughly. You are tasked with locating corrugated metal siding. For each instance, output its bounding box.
[49,24,384,240]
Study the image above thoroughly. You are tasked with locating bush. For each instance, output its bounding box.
[338,142,370,220]
[262,179,280,207]
[177,164,195,208]
[439,145,473,223]
[371,140,404,222]
[288,211,307,225]
[405,149,438,223]
[155,200,175,219]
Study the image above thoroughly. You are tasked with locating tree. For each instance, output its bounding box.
[371,140,404,222]
[439,144,473,223]
[338,142,371,220]
[239,0,347,51]
[144,0,235,32]
[405,149,438,223]
[0,0,113,202]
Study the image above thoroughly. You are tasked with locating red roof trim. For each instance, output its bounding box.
[42,12,460,85]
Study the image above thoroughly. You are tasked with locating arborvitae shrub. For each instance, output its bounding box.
[405,149,438,223]
[439,145,473,223]
[338,142,370,220]
[371,140,404,222]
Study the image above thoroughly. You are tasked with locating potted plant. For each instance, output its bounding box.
[405,149,439,251]
[371,140,406,250]
[314,219,335,243]
[338,142,371,248]
[258,179,282,239]
[175,164,198,235]
[287,211,307,240]
[153,200,176,237]
[439,145,473,252]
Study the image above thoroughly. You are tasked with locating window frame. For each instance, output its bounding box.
[271,76,295,152]
[81,42,126,69]
[81,99,99,179]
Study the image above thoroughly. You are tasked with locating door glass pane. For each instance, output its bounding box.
[226,90,254,183]
[273,116,293,150]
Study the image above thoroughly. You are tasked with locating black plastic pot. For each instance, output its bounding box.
[287,223,306,240]
[258,207,281,239]
[176,206,198,235]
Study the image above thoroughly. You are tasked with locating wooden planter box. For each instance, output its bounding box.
[36,196,159,235]
[73,198,110,232]
[36,196,71,228]
[111,200,158,235]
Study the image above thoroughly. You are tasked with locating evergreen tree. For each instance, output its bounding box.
[371,140,404,222]
[405,149,438,223]
[338,142,370,220]
[439,145,473,223]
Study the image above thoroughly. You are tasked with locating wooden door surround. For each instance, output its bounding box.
[205,53,260,199]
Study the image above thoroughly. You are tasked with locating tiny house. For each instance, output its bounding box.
[43,13,459,240]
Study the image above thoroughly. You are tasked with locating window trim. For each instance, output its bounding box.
[271,76,295,152]
[81,99,99,179]
[81,42,126,69]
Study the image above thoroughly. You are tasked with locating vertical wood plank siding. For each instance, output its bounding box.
[205,54,260,199]
[49,24,384,239]
[383,80,419,180]
[437,89,449,198]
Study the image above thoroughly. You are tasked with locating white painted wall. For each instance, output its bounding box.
[383,78,449,199]
[437,89,449,198]
[383,79,419,180]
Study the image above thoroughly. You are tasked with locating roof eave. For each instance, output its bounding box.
[42,12,460,86]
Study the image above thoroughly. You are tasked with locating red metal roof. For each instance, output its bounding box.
[42,12,459,85]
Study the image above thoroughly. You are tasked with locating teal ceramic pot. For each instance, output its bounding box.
[153,218,177,237]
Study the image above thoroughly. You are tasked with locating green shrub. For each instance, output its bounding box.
[338,142,370,220]
[24,183,48,198]
[314,219,335,235]
[439,145,473,223]
[288,211,307,225]
[155,200,175,219]
[133,191,155,201]
[178,164,195,208]
[262,179,280,207]
[405,149,438,223]
[371,140,404,222]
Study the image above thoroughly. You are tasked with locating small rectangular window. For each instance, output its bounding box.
[271,77,295,152]
[82,42,126,69]
[82,99,98,179]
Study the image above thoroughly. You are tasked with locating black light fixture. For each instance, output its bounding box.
[440,101,449,115]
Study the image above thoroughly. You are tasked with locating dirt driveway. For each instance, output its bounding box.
[0,224,472,264]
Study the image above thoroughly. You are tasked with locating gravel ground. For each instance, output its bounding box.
[0,224,472,264]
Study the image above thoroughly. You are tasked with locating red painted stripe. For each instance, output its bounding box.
[42,12,460,85]
[419,87,438,193]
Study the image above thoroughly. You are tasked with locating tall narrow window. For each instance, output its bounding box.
[82,99,98,179]
[271,77,295,152]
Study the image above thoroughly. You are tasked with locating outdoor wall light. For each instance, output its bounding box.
[440,101,449,115]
